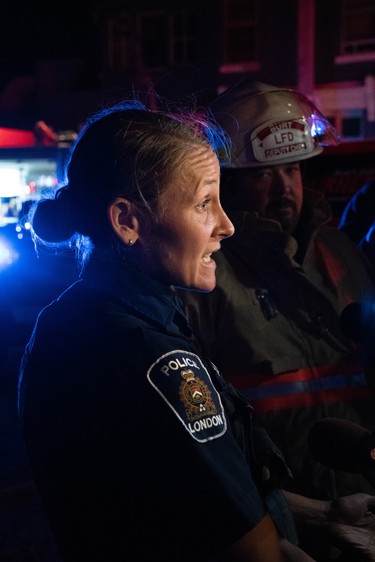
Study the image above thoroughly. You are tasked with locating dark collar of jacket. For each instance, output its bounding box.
[80,254,192,336]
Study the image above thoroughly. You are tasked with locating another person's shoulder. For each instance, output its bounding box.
[318,224,364,248]
[338,180,375,241]
[316,225,375,279]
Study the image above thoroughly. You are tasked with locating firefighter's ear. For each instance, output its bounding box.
[108,197,139,246]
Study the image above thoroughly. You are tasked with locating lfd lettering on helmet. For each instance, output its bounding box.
[275,131,294,144]
[252,118,314,163]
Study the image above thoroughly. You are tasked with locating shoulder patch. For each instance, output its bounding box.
[147,350,227,442]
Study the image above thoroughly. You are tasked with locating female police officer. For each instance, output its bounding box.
[17,99,375,562]
[17,99,315,562]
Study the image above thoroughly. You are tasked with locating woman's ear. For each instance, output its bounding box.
[108,197,140,246]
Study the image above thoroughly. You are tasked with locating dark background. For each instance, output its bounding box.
[0,1,374,559]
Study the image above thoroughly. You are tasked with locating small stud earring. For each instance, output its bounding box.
[128,239,133,246]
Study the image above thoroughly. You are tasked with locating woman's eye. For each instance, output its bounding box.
[198,199,210,210]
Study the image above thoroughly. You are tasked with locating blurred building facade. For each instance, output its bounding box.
[0,0,374,141]
[0,0,373,227]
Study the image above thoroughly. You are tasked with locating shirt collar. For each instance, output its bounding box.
[82,256,192,335]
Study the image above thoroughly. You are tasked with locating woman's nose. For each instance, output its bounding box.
[218,208,235,239]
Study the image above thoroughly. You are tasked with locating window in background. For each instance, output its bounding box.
[340,0,375,55]
[105,8,197,71]
[139,9,197,70]
[105,10,133,71]
[220,0,259,73]
[326,110,364,139]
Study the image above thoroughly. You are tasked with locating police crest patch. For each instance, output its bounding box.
[147,350,227,442]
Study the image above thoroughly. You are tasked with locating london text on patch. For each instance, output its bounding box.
[147,350,227,442]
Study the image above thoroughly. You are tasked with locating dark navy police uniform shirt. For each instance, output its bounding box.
[18,257,271,562]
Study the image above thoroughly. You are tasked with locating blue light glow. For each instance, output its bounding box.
[0,236,18,269]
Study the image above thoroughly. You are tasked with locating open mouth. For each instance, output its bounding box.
[201,253,212,264]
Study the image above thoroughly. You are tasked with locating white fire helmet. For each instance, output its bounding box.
[210,80,341,168]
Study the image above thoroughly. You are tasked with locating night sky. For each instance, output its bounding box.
[0,3,100,89]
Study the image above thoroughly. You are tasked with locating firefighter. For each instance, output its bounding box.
[179,79,375,561]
